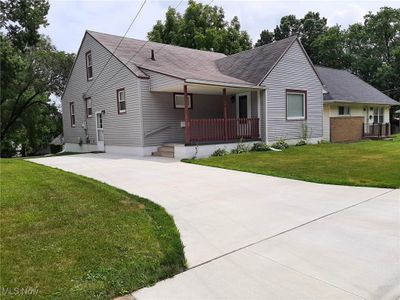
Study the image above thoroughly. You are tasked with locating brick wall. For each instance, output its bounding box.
[330,117,364,142]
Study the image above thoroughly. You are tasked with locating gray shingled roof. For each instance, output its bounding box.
[315,66,398,105]
[216,36,298,85]
[88,30,254,86]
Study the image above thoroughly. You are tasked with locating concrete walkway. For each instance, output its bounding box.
[30,154,400,299]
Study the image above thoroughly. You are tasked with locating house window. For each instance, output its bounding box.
[373,107,384,123]
[286,90,306,120]
[174,93,193,109]
[85,51,93,80]
[117,88,126,114]
[338,106,351,115]
[70,102,75,127]
[85,97,92,118]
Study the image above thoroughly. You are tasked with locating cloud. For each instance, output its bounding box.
[41,0,399,52]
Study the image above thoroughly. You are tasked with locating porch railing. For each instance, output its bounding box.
[363,123,391,138]
[189,118,260,143]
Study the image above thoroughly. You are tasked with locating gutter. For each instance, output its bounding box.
[185,78,265,90]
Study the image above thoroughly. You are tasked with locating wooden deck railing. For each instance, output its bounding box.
[363,123,391,138]
[189,118,260,143]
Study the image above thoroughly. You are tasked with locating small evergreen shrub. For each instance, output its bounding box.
[211,148,229,156]
[295,140,307,146]
[318,139,330,144]
[251,142,270,152]
[271,139,289,150]
[231,142,251,154]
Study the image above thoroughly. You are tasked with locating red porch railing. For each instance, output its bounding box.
[189,118,260,143]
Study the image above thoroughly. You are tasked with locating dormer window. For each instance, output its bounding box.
[85,51,93,81]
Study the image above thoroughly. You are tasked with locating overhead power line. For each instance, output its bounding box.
[84,0,147,96]
[89,0,186,98]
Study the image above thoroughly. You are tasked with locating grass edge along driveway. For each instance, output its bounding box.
[185,136,400,188]
[0,159,185,299]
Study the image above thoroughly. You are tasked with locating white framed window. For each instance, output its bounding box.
[117,88,126,114]
[338,106,351,115]
[70,102,75,127]
[174,93,193,109]
[85,97,92,118]
[85,51,93,80]
[373,107,384,123]
[286,90,306,120]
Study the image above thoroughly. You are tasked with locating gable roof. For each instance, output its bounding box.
[88,30,254,86]
[216,36,298,85]
[315,66,398,106]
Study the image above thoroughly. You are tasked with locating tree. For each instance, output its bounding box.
[300,12,328,58]
[147,0,251,54]
[273,15,300,40]
[0,0,75,156]
[255,29,274,47]
[311,25,350,68]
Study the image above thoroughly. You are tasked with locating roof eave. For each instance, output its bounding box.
[185,78,265,90]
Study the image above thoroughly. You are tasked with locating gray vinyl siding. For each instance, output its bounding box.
[62,33,143,147]
[262,41,323,141]
[146,70,184,91]
[141,78,227,146]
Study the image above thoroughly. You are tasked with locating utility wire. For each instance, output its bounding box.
[88,0,186,98]
[84,0,147,96]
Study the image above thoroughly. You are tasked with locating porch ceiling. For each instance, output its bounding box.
[152,81,264,95]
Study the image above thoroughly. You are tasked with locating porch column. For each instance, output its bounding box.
[257,90,261,138]
[223,88,228,140]
[184,84,190,144]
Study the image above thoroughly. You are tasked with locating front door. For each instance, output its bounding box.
[236,93,251,137]
[95,111,105,152]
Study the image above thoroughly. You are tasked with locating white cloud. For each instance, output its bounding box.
[41,0,399,52]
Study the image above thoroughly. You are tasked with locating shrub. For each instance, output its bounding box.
[231,142,251,154]
[295,140,307,146]
[211,148,229,156]
[251,142,270,152]
[271,139,289,150]
[318,139,330,144]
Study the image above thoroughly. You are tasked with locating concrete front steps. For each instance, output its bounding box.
[152,144,175,158]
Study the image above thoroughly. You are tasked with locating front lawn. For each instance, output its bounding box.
[0,159,185,299]
[185,135,400,188]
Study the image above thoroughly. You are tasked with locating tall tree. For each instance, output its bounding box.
[273,15,300,40]
[255,29,274,47]
[147,0,251,54]
[0,0,75,156]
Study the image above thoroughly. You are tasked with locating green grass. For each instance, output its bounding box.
[0,159,185,299]
[185,135,400,188]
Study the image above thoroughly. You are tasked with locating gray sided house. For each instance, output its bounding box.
[62,30,397,158]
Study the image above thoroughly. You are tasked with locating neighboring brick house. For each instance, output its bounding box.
[316,66,398,142]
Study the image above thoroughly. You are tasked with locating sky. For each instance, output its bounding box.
[41,0,400,53]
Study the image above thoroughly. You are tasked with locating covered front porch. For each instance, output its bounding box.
[146,75,265,147]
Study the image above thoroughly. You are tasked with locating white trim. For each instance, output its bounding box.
[257,90,261,134]
[235,92,251,118]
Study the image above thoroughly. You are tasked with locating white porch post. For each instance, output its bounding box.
[264,89,268,143]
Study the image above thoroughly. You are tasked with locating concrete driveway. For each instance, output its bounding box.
[30,153,400,299]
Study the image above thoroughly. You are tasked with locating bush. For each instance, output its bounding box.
[251,142,270,152]
[211,148,229,156]
[271,139,289,150]
[231,142,251,154]
[318,139,330,144]
[295,140,307,146]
